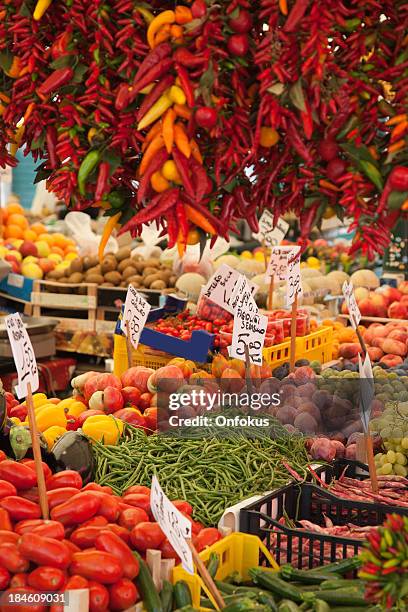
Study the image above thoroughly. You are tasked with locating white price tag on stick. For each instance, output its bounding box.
[121,285,151,349]
[358,352,374,434]
[342,281,361,330]
[265,246,291,283]
[202,265,257,315]
[151,475,194,574]
[254,212,289,248]
[5,313,39,399]
[229,289,267,365]
[285,246,303,307]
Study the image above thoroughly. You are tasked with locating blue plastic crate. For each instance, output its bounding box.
[0,274,33,302]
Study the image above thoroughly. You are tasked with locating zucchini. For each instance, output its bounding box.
[320,578,364,590]
[215,580,237,594]
[200,598,215,610]
[223,598,261,612]
[307,557,361,575]
[172,607,197,612]
[174,581,193,609]
[313,600,330,612]
[206,552,220,579]
[302,589,366,606]
[280,565,340,585]
[249,569,302,603]
[278,600,301,612]
[160,580,173,612]
[133,552,163,612]
[257,591,278,611]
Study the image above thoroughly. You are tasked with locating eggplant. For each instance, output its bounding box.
[0,392,6,432]
[47,431,95,484]
[0,419,49,461]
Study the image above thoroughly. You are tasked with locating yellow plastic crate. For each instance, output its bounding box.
[262,326,333,368]
[172,533,278,611]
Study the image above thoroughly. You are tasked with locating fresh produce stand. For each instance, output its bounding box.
[0,0,407,609]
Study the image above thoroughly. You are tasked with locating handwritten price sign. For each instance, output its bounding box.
[265,246,290,283]
[202,264,257,315]
[5,313,39,399]
[254,212,289,248]
[151,476,194,574]
[358,352,374,434]
[285,246,303,307]
[121,285,151,349]
[229,288,267,365]
[342,281,361,330]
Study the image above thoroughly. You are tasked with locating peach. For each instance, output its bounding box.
[380,354,403,367]
[401,295,408,307]
[358,298,376,317]
[398,280,408,295]
[147,365,185,393]
[388,301,408,320]
[121,387,142,407]
[375,285,402,306]
[211,354,229,378]
[388,329,408,344]
[371,337,385,349]
[382,338,407,357]
[121,367,154,393]
[220,368,245,392]
[367,346,384,362]
[338,343,362,359]
[371,325,388,338]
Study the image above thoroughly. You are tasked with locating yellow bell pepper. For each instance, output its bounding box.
[66,400,87,418]
[147,10,175,48]
[43,426,66,450]
[82,415,124,446]
[137,92,173,131]
[35,405,67,433]
[33,0,53,21]
[9,417,21,426]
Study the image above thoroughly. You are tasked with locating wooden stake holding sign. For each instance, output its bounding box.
[255,213,289,312]
[121,284,151,368]
[4,313,49,519]
[265,247,289,312]
[151,476,225,609]
[285,247,303,372]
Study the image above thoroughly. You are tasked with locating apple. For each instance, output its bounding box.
[388,301,408,320]
[38,258,55,274]
[121,386,142,407]
[139,392,153,411]
[20,241,38,258]
[357,298,376,317]
[143,407,157,432]
[5,256,21,274]
[71,371,98,393]
[35,240,50,258]
[88,386,124,414]
[120,367,154,393]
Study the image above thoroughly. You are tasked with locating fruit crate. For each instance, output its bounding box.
[262,326,333,368]
[172,533,278,612]
[239,458,408,570]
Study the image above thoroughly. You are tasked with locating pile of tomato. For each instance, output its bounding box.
[149,311,231,347]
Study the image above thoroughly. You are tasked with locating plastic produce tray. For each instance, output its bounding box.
[172,533,278,612]
[262,326,333,368]
[239,459,408,569]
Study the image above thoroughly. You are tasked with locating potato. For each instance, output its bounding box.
[101,257,117,274]
[67,272,84,284]
[85,273,104,284]
[143,266,159,277]
[87,264,102,275]
[122,266,137,279]
[101,282,114,287]
[159,269,173,281]
[145,258,160,266]
[126,275,143,287]
[143,273,161,287]
[116,247,132,262]
[118,258,133,273]
[70,258,83,273]
[120,281,128,287]
[133,261,145,273]
[150,280,166,290]
[104,271,122,284]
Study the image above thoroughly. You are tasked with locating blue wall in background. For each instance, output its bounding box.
[12,150,36,210]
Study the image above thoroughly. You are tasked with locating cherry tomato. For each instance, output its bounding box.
[130,522,165,551]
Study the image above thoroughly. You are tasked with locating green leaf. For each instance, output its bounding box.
[388,190,408,209]
[341,142,378,165]
[223,179,237,193]
[103,151,121,175]
[0,52,12,73]
[289,80,306,113]
[50,55,76,70]
[198,62,215,106]
[267,83,285,96]
[34,164,52,184]
[19,3,31,18]
[72,63,88,84]
[358,160,384,190]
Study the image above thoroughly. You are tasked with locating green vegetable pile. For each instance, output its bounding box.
[92,424,309,525]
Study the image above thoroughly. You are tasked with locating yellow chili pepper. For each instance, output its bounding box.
[98,212,122,261]
[35,405,67,433]
[43,425,66,450]
[136,7,154,25]
[82,415,124,445]
[137,91,172,131]
[10,123,25,156]
[168,85,186,106]
[33,0,53,21]
[154,23,172,46]
[58,398,87,417]
[150,171,170,193]
[139,83,155,96]
[147,10,175,49]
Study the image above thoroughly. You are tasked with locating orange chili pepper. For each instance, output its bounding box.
[142,120,162,151]
[319,179,340,192]
[5,56,21,79]
[402,199,408,211]
[184,204,216,234]
[0,10,6,20]
[162,108,175,154]
[154,23,171,46]
[140,134,165,175]
[190,139,203,164]
[388,139,405,154]
[368,146,379,160]
[177,229,187,257]
[0,93,10,104]
[170,24,184,43]
[279,0,288,15]
[174,104,192,120]
[175,5,193,24]
[385,113,407,126]
[23,102,35,122]
[391,120,408,143]
[174,124,191,158]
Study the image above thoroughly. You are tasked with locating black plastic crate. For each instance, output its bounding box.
[239,459,408,570]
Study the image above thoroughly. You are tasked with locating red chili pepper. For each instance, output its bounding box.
[132,58,173,95]
[120,188,180,234]
[95,161,110,201]
[166,210,178,249]
[133,42,172,84]
[136,74,174,122]
[175,65,195,108]
[174,47,210,68]
[115,84,133,111]
[172,149,195,198]
[37,67,74,98]
[138,148,169,204]
[287,123,313,165]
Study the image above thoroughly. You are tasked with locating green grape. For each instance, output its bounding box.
[380,455,390,466]
[395,452,407,466]
[401,437,408,450]
[380,463,393,475]
[386,450,396,464]
[394,464,408,477]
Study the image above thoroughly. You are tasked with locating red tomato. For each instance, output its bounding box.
[0,508,12,531]
[31,521,65,540]
[118,507,149,531]
[0,461,36,490]
[70,551,123,584]
[89,492,120,522]
[0,451,7,462]
[124,485,150,496]
[130,522,165,551]
[62,539,81,554]
[0,543,29,573]
[15,519,44,535]
[143,407,157,431]
[0,566,10,589]
[22,460,52,481]
[195,527,222,552]
[0,480,17,498]
[160,538,180,562]
[50,492,101,526]
[70,526,102,549]
[109,578,139,611]
[103,524,130,545]
[9,573,27,588]
[82,483,113,495]
[172,500,193,515]
[18,534,72,569]
[1,587,47,612]
[46,470,82,491]
[121,493,150,515]
[28,566,66,591]
[95,530,139,579]
[82,516,109,528]
[0,530,18,545]
[65,575,88,590]
[47,487,80,510]
[88,580,110,612]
